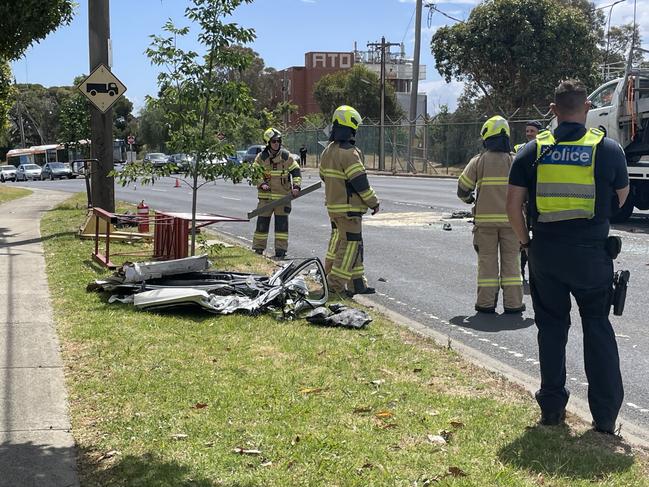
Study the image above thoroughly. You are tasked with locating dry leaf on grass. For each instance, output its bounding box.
[353,406,372,414]
[370,379,385,386]
[299,387,325,394]
[291,435,300,446]
[171,433,188,440]
[374,410,394,419]
[450,421,464,428]
[447,466,467,477]
[380,422,398,429]
[97,450,120,462]
[233,447,262,455]
[426,434,447,445]
[192,402,208,409]
[413,367,423,373]
[261,461,273,467]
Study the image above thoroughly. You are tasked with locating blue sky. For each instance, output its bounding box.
[11,0,648,116]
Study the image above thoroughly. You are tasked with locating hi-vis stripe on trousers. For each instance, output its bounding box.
[325,216,367,293]
[472,226,523,310]
[252,200,290,252]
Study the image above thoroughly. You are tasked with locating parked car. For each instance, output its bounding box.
[16,164,42,181]
[242,145,265,163]
[0,165,17,182]
[143,152,168,167]
[41,162,74,180]
[167,153,194,171]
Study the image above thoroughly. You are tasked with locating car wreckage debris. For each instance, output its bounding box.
[89,255,336,319]
[305,303,372,329]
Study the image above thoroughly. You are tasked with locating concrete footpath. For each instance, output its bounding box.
[0,189,79,487]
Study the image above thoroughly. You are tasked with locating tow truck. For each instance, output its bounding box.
[582,48,649,222]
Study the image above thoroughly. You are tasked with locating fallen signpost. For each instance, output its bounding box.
[247,182,321,219]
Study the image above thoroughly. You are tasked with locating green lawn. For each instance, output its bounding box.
[42,193,649,486]
[0,186,31,204]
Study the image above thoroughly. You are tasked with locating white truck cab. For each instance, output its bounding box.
[548,67,649,221]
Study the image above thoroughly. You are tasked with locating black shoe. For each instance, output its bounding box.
[504,304,526,314]
[592,421,616,435]
[354,286,376,295]
[475,305,496,314]
[274,250,286,259]
[539,409,566,426]
[254,249,264,255]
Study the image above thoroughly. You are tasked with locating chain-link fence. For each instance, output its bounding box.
[283,115,551,175]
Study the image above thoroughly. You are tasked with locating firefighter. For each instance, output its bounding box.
[458,115,524,314]
[507,79,629,433]
[251,128,301,258]
[320,105,379,296]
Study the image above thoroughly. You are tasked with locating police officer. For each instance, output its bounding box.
[458,115,524,314]
[320,105,379,296]
[506,79,629,433]
[252,128,302,258]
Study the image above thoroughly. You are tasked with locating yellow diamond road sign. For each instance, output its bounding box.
[78,64,127,113]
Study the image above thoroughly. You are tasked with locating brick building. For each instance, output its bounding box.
[278,46,426,125]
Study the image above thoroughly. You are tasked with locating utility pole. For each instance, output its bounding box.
[88,0,115,212]
[368,37,400,171]
[408,0,423,173]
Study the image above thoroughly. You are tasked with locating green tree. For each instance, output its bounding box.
[137,97,168,152]
[602,23,644,67]
[117,0,262,254]
[314,65,402,120]
[0,60,13,144]
[0,0,73,61]
[431,0,603,114]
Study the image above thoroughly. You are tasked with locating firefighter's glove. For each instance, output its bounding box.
[371,205,380,215]
[291,186,300,197]
[259,182,270,191]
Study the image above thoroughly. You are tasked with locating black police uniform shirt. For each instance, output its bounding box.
[509,121,629,241]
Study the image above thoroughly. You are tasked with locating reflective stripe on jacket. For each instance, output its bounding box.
[252,148,302,200]
[535,128,603,223]
[458,151,513,227]
[319,141,379,215]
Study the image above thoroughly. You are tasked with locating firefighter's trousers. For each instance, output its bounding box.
[472,226,523,310]
[325,215,368,293]
[252,200,291,253]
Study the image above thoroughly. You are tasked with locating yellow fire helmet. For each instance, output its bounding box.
[480,115,510,140]
[332,105,362,130]
[263,127,282,144]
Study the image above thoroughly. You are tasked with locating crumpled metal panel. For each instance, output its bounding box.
[90,257,328,316]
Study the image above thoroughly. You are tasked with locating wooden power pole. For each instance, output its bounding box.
[88,0,115,212]
[368,37,400,171]
[408,0,423,173]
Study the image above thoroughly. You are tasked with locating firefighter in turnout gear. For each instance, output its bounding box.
[458,115,525,314]
[251,128,302,258]
[320,105,379,296]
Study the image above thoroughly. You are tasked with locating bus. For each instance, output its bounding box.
[6,144,67,167]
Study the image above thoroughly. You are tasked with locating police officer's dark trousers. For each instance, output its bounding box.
[528,235,623,428]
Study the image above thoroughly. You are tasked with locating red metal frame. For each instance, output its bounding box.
[153,211,248,260]
[92,207,118,269]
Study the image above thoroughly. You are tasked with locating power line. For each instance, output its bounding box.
[425,3,464,24]
[401,4,417,45]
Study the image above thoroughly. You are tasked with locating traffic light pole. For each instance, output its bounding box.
[88,0,115,212]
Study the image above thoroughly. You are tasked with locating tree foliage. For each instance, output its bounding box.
[314,65,402,121]
[0,0,74,61]
[117,0,262,254]
[431,0,604,114]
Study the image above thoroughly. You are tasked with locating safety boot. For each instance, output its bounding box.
[274,249,286,259]
[254,248,264,255]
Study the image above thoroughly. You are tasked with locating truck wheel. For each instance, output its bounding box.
[611,193,635,223]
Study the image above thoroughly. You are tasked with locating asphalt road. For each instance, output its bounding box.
[9,172,649,439]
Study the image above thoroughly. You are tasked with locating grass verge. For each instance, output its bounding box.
[42,193,649,486]
[0,186,32,204]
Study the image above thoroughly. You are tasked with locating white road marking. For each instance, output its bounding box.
[627,402,640,409]
[221,196,241,201]
[150,188,166,192]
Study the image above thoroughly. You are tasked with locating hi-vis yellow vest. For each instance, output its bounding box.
[535,128,604,223]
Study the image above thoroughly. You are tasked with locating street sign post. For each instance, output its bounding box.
[78,64,127,113]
